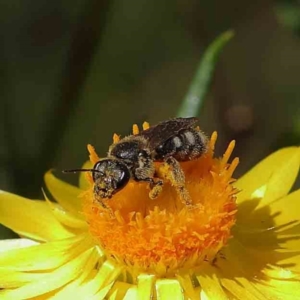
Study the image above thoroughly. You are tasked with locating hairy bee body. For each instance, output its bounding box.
[65,117,208,209]
[109,135,154,181]
[154,128,207,161]
[102,118,208,204]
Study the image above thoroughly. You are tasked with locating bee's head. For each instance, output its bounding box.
[92,159,131,199]
[63,159,131,199]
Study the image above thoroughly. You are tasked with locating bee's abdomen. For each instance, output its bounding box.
[154,129,208,161]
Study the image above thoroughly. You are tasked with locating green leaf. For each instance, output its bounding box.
[177,30,234,117]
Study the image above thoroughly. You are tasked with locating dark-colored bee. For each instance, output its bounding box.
[64,117,208,208]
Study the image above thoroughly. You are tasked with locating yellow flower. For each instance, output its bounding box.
[0,125,299,300]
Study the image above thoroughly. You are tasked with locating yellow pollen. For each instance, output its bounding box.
[83,130,238,278]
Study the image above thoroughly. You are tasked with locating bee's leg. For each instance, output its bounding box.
[93,187,114,216]
[95,197,108,210]
[134,156,163,199]
[160,157,193,207]
[135,170,163,199]
[148,178,163,199]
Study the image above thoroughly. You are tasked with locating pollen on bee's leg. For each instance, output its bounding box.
[113,133,120,144]
[157,157,192,206]
[95,196,114,216]
[149,180,163,199]
[177,186,193,207]
[142,121,150,130]
[87,144,100,164]
[132,124,139,135]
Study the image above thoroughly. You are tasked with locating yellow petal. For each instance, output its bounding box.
[233,229,300,276]
[78,260,122,299]
[137,274,155,300]
[227,236,300,281]
[234,226,300,257]
[0,270,44,288]
[123,286,138,300]
[79,160,93,190]
[0,239,42,288]
[0,248,95,300]
[88,282,114,300]
[56,260,122,300]
[49,251,101,300]
[0,234,93,271]
[155,279,184,300]
[216,247,269,300]
[217,241,271,300]
[260,278,300,298]
[237,189,300,231]
[107,282,133,300]
[235,147,300,207]
[44,192,87,229]
[176,272,200,300]
[0,238,38,253]
[196,264,228,300]
[220,277,265,300]
[199,289,208,300]
[219,239,300,300]
[263,263,300,280]
[52,274,114,300]
[44,171,83,217]
[256,281,300,300]
[0,190,74,241]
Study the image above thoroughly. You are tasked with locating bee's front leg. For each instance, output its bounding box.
[134,168,163,199]
[93,184,114,216]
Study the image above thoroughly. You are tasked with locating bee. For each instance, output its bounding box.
[64,117,208,209]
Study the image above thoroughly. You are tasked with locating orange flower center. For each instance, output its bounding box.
[83,130,239,278]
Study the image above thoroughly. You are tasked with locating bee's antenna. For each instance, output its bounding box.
[63,168,104,175]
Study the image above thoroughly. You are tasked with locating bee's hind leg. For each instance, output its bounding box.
[159,157,193,207]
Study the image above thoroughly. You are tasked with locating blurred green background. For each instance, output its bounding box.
[1,1,300,237]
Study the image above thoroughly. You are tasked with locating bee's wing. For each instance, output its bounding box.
[138,117,198,150]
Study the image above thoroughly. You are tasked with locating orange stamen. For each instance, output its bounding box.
[113,133,120,144]
[142,122,150,130]
[221,140,235,167]
[132,124,139,135]
[225,157,239,181]
[87,144,100,165]
[209,131,218,151]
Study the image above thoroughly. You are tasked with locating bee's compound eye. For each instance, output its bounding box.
[114,162,130,190]
[92,161,106,181]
